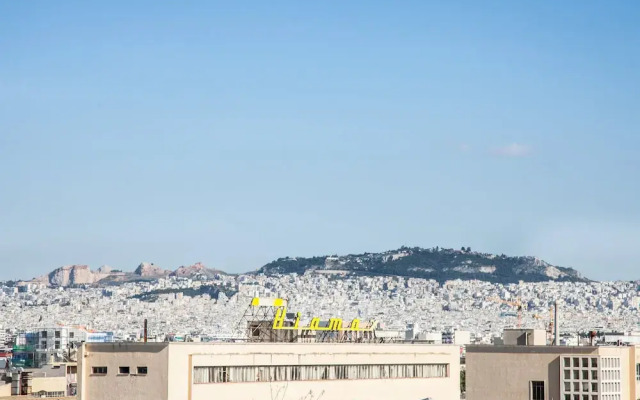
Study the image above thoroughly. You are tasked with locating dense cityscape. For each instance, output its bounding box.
[2,268,639,344]
[3,263,640,399]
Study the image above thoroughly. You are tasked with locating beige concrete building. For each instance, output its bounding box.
[78,342,460,400]
[501,329,548,346]
[0,364,74,397]
[467,344,640,400]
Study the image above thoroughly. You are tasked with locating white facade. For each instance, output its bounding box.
[560,354,622,400]
[78,342,460,400]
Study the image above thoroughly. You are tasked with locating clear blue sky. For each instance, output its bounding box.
[1,1,638,281]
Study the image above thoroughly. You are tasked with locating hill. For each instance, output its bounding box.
[170,262,226,279]
[255,246,588,283]
[32,262,226,287]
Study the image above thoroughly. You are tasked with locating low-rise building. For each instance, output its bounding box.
[78,342,460,400]
[0,364,75,397]
[501,328,548,346]
[467,344,640,400]
[11,327,113,368]
[442,330,471,345]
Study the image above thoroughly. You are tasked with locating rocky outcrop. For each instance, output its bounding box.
[170,262,225,278]
[96,265,113,274]
[41,264,128,286]
[34,261,228,287]
[46,265,96,286]
[134,262,171,277]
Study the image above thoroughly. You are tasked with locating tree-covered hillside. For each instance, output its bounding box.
[256,246,587,284]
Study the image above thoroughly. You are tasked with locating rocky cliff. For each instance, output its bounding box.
[45,265,97,286]
[170,262,225,278]
[134,262,171,277]
[34,261,225,287]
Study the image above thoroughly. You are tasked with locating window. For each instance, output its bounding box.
[193,363,449,384]
[41,391,65,398]
[119,366,130,375]
[636,363,640,381]
[564,358,571,368]
[70,332,74,339]
[55,331,61,339]
[92,367,107,374]
[54,341,60,350]
[582,370,589,380]
[573,358,579,367]
[591,358,597,368]
[564,370,571,379]
[592,370,598,380]
[41,331,47,338]
[531,381,545,400]
[582,358,589,368]
[591,383,597,392]
[137,367,148,375]
[573,370,579,380]
[218,367,229,382]
[291,366,300,381]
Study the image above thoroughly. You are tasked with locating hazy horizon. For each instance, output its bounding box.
[0,244,628,282]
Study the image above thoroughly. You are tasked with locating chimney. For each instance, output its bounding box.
[144,319,148,343]
[589,331,597,346]
[554,301,560,346]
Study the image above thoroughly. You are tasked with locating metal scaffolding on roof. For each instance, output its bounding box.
[236,297,380,343]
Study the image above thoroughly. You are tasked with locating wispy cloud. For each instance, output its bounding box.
[492,143,532,158]
[458,143,472,153]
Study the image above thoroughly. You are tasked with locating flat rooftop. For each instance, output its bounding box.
[85,341,459,347]
[23,365,67,378]
[466,345,616,354]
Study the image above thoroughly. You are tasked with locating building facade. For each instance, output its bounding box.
[467,344,640,400]
[12,327,114,368]
[0,363,74,397]
[78,342,460,400]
